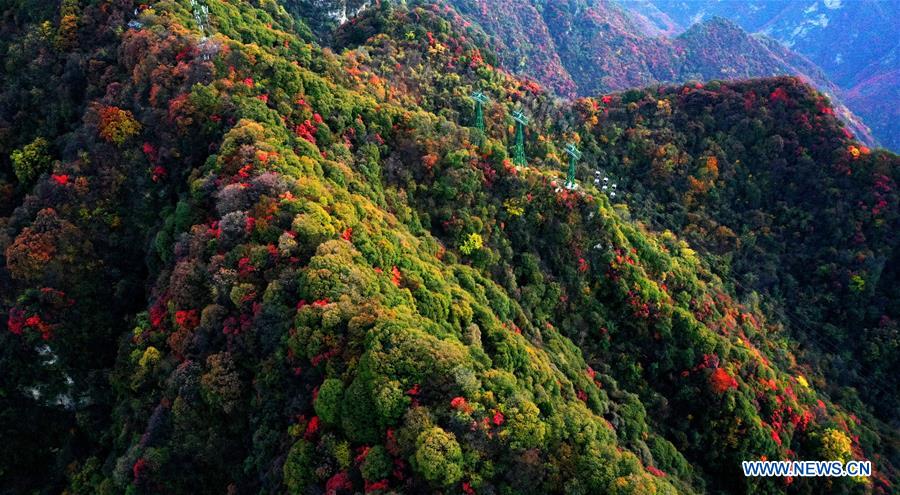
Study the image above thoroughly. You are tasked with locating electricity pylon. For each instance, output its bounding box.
[564,143,582,190]
[471,91,489,133]
[511,110,529,167]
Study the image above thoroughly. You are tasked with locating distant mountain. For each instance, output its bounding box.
[643,0,900,150]
[621,0,681,37]
[445,0,875,144]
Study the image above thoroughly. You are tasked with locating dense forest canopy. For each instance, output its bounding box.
[0,1,897,494]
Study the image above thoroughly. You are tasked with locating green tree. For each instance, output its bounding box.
[314,378,344,425]
[11,137,52,184]
[502,398,547,450]
[819,428,852,463]
[413,427,464,486]
[283,440,315,493]
[361,445,391,481]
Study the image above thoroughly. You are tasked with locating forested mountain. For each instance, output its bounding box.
[643,0,900,151]
[0,1,897,495]
[442,0,875,145]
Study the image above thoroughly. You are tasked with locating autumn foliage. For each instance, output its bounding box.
[709,368,739,394]
[97,105,141,145]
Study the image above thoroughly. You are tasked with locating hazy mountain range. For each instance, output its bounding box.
[633,0,900,150]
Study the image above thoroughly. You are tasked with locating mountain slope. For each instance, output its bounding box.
[0,1,897,494]
[618,0,681,37]
[569,74,900,423]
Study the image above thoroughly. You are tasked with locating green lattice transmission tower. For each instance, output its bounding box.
[564,143,582,190]
[470,91,489,135]
[511,110,529,167]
